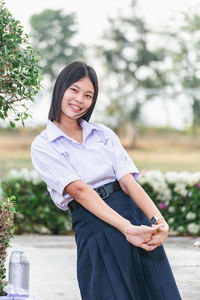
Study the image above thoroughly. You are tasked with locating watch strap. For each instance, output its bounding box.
[150,215,165,224]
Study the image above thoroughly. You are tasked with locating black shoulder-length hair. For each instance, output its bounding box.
[48,61,99,122]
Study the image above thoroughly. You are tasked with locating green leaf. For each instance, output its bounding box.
[0,0,42,127]
[13,20,19,26]
[9,120,15,128]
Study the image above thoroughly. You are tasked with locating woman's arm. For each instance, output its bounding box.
[119,173,163,220]
[119,173,169,248]
[65,179,158,251]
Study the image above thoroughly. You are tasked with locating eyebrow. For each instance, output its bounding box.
[72,84,94,95]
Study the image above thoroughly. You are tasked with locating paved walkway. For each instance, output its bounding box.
[5,235,200,300]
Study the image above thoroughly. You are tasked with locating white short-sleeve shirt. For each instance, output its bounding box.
[31,119,139,210]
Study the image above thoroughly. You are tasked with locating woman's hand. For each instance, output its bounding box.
[124,224,159,251]
[149,220,169,250]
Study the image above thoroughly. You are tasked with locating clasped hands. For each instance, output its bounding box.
[124,220,169,251]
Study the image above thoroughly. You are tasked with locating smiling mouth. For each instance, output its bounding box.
[70,104,82,111]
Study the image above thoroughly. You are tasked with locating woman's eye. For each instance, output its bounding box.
[86,94,92,99]
[71,88,77,92]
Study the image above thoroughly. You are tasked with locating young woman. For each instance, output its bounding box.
[31,61,182,300]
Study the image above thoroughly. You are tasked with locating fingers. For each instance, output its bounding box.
[151,233,166,245]
[141,225,158,242]
[140,243,155,251]
[157,223,169,232]
[126,225,159,235]
[125,224,166,251]
[141,224,159,231]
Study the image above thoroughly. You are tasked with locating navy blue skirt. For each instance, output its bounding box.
[72,190,182,300]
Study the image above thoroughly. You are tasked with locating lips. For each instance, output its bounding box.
[70,104,82,111]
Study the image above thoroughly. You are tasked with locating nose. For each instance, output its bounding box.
[75,92,84,103]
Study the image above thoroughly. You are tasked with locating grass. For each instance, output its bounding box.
[128,130,200,172]
[0,126,199,178]
[129,149,200,172]
[0,130,37,178]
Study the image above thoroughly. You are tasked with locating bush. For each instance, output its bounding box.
[1,168,200,236]
[0,196,15,296]
[1,169,72,235]
[0,0,42,127]
[138,170,200,235]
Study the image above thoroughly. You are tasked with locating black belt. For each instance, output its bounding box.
[68,181,121,213]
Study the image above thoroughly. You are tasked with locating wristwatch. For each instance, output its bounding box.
[150,215,165,225]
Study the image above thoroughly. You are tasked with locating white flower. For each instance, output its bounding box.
[40,226,51,234]
[30,170,41,185]
[164,172,179,184]
[15,183,20,189]
[174,183,188,197]
[177,226,184,232]
[33,224,51,234]
[168,217,175,224]
[188,172,200,186]
[138,170,171,201]
[7,169,20,179]
[178,171,191,182]
[193,241,200,248]
[187,223,199,234]
[181,206,186,212]
[44,206,50,212]
[16,213,24,220]
[6,168,41,184]
[168,206,176,213]
[64,220,71,231]
[19,168,31,181]
[167,171,195,196]
[186,212,197,220]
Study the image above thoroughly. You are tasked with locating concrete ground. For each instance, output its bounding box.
[4,235,200,300]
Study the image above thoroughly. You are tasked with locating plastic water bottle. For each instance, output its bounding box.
[8,251,29,297]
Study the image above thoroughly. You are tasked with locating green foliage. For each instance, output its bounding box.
[1,169,200,236]
[0,195,15,296]
[142,182,200,234]
[30,9,85,86]
[97,0,166,129]
[1,179,72,235]
[0,0,42,127]
[159,8,200,132]
[138,171,200,235]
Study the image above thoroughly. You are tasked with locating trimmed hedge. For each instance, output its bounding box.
[1,169,71,235]
[1,168,200,235]
[138,170,200,235]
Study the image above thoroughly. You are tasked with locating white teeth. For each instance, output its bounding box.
[71,105,81,110]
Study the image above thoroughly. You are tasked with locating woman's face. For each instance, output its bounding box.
[60,76,94,123]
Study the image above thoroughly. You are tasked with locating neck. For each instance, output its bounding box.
[54,115,81,135]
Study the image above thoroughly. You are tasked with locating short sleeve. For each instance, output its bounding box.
[107,128,139,181]
[31,136,80,210]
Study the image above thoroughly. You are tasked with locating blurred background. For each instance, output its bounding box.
[1,3,200,298]
[1,0,200,176]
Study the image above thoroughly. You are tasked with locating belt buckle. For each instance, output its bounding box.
[97,186,109,199]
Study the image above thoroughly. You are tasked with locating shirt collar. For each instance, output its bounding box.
[46,120,65,142]
[46,119,104,143]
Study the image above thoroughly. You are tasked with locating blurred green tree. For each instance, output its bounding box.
[167,11,200,132]
[97,0,166,135]
[30,9,85,88]
[0,0,42,127]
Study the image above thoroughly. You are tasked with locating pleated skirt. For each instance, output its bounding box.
[71,189,182,300]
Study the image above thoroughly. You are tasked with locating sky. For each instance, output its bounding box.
[4,0,200,128]
[6,0,198,46]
